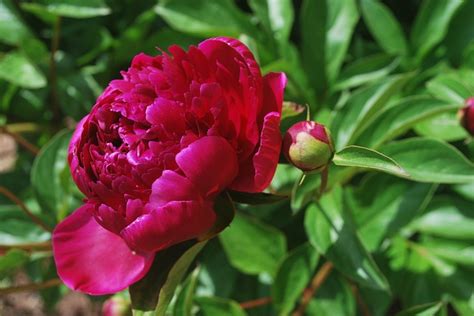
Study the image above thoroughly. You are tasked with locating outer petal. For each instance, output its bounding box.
[230,112,282,192]
[121,200,216,253]
[53,204,154,295]
[176,136,238,198]
[68,115,92,196]
[262,72,287,115]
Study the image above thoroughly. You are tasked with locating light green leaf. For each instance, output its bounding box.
[411,0,463,63]
[173,268,200,316]
[304,187,389,290]
[0,0,32,45]
[348,174,436,251]
[334,54,400,91]
[306,275,356,316]
[0,52,46,89]
[195,297,247,316]
[426,74,473,105]
[219,213,286,277]
[325,0,359,83]
[131,241,207,315]
[414,111,468,141]
[396,302,443,316]
[422,238,474,266]
[411,197,474,240]
[360,0,408,55]
[332,74,411,150]
[31,130,80,223]
[380,138,474,184]
[333,145,409,178]
[272,243,319,316]
[0,207,51,245]
[356,97,459,148]
[155,0,254,38]
[21,0,111,19]
[248,0,294,44]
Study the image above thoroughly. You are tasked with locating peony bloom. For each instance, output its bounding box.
[52,37,286,295]
[459,97,474,136]
[283,121,334,173]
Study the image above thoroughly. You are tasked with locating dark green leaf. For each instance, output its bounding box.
[173,268,200,316]
[411,197,474,240]
[219,213,286,277]
[0,52,46,89]
[195,296,247,316]
[272,243,319,316]
[360,0,408,55]
[396,302,443,316]
[248,0,294,45]
[333,145,409,178]
[334,54,400,91]
[155,0,254,38]
[31,130,80,223]
[0,0,32,45]
[332,74,411,150]
[22,0,111,19]
[304,187,389,290]
[130,241,207,314]
[355,97,459,149]
[228,191,287,205]
[348,173,436,251]
[380,138,474,184]
[410,0,463,63]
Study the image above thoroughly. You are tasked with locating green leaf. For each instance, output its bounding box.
[272,243,319,316]
[306,274,356,316]
[332,74,411,150]
[422,238,474,266]
[173,268,200,316]
[155,0,254,38]
[426,74,473,105]
[195,297,247,316]
[411,197,474,240]
[0,52,46,89]
[355,97,459,149]
[380,138,474,184]
[219,213,286,277]
[304,187,389,290]
[300,0,327,96]
[334,54,400,91]
[360,0,408,55]
[325,0,359,83]
[333,145,409,178]
[0,249,29,278]
[0,0,32,45]
[410,0,463,63]
[130,241,207,314]
[414,111,468,141]
[0,207,51,245]
[248,0,294,45]
[21,0,111,19]
[348,174,436,251]
[31,130,80,223]
[396,302,443,316]
[228,191,287,205]
[281,101,306,120]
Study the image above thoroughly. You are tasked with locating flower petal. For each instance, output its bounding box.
[53,204,154,295]
[262,72,287,115]
[176,136,238,198]
[230,112,282,192]
[121,200,215,253]
[149,170,201,208]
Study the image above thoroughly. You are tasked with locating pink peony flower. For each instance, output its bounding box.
[52,37,286,295]
[459,97,474,136]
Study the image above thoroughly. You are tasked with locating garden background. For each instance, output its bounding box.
[0,0,474,315]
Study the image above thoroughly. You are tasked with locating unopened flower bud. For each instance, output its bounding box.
[459,97,474,136]
[283,121,334,173]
